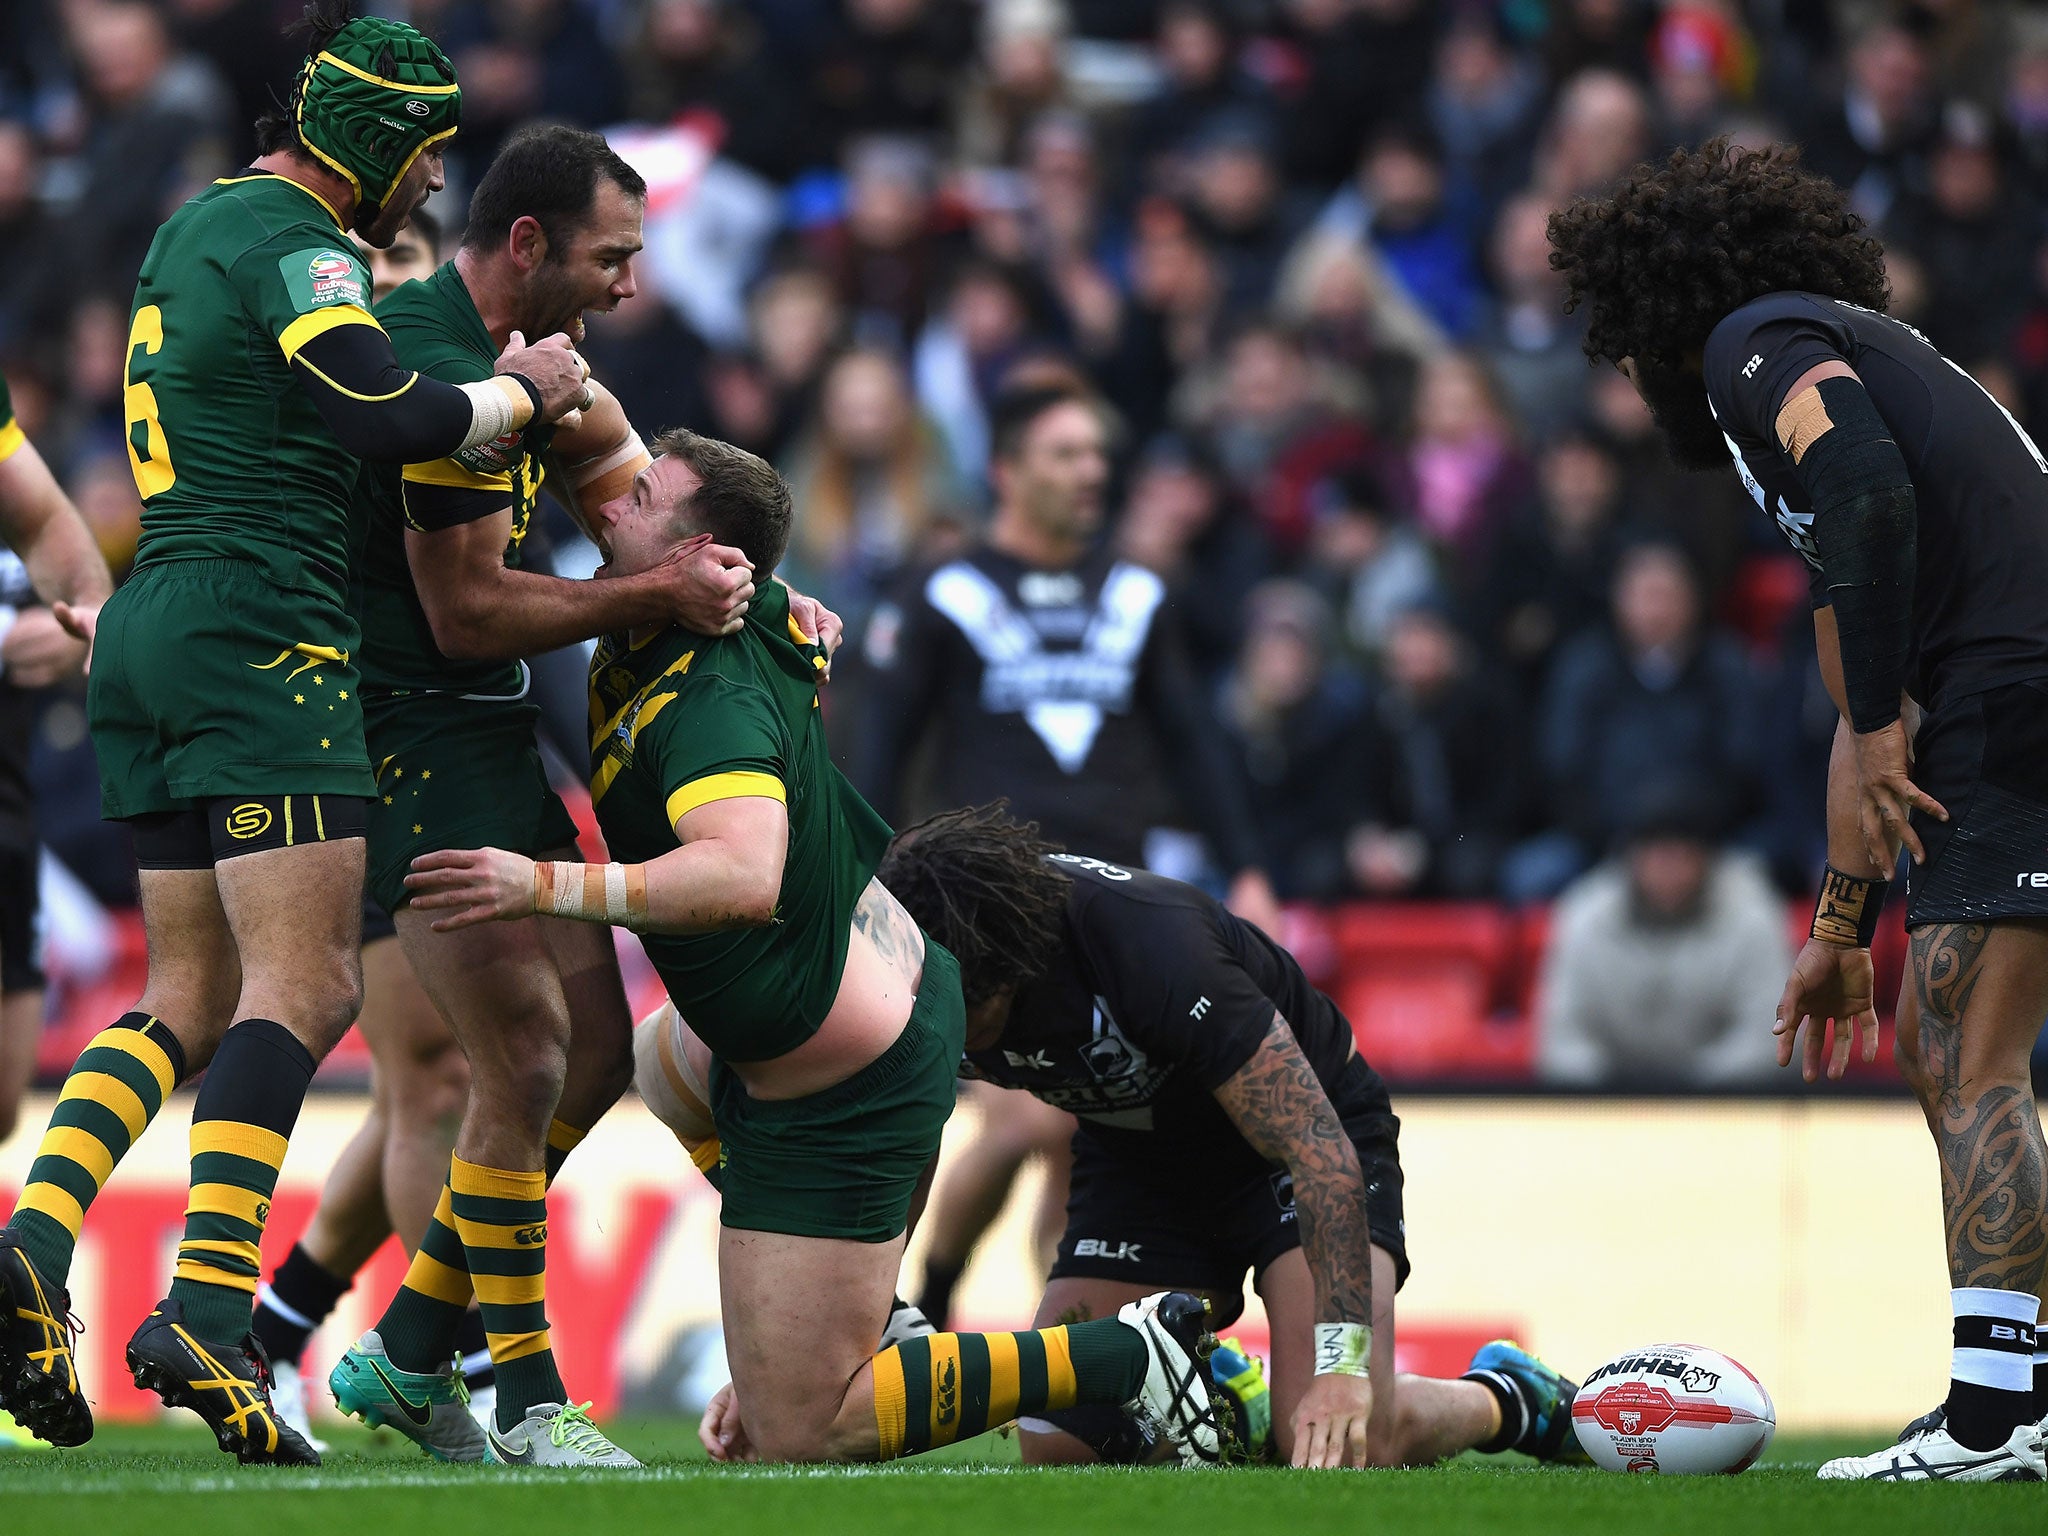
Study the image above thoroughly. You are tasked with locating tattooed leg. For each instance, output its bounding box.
[1907,922,2048,1295]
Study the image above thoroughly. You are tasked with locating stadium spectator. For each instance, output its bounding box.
[779,345,972,627]
[623,0,808,184]
[1475,192,1591,446]
[1350,600,1527,901]
[1885,101,2040,367]
[1475,429,1626,690]
[435,0,624,172]
[1116,433,1270,681]
[806,0,975,158]
[1427,12,1546,224]
[1381,350,1531,567]
[1535,782,1789,1088]
[1798,18,1937,224]
[1518,542,1760,901]
[1299,462,1440,662]
[953,0,1077,173]
[1217,580,1368,903]
[1332,124,1485,341]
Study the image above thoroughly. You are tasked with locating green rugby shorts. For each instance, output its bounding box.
[90,558,372,819]
[711,940,966,1243]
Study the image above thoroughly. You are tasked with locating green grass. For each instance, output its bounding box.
[1,1419,2042,1535]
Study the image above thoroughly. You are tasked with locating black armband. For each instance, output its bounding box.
[1791,376,1916,734]
[1811,865,1890,948]
[291,325,479,463]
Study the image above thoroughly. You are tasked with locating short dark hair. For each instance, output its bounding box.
[877,804,1071,1010]
[651,428,793,577]
[461,123,647,257]
[1549,137,1889,369]
[988,382,1097,464]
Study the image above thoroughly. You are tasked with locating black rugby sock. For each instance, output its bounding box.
[252,1243,353,1366]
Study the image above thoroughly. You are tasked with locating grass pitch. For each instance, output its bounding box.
[2,1418,2041,1535]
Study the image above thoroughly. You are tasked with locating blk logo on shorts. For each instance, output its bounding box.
[1073,1238,1142,1262]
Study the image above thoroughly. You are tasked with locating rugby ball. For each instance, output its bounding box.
[1572,1344,1775,1475]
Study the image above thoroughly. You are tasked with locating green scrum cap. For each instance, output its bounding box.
[293,16,460,224]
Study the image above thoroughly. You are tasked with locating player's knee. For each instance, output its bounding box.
[476,1036,568,1128]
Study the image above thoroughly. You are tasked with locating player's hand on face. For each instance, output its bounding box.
[656,536,753,635]
[3,607,89,688]
[495,329,592,428]
[699,1382,758,1462]
[783,586,843,675]
[403,847,538,932]
[1774,937,1880,1083]
[1850,718,1946,867]
[1291,1372,1373,1469]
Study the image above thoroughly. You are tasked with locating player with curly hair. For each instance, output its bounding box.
[1553,138,2048,1483]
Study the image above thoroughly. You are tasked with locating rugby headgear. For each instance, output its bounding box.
[292,16,459,227]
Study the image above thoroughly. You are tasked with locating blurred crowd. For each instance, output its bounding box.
[7,0,2048,1083]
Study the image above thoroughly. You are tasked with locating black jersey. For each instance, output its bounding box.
[962,855,1366,1176]
[855,546,1262,872]
[1703,291,2048,713]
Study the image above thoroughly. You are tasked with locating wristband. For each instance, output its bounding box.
[1314,1322,1371,1378]
[1811,865,1889,948]
[533,859,650,930]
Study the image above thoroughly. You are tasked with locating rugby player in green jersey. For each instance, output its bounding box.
[404,431,1222,1466]
[326,124,766,1467]
[0,3,592,1464]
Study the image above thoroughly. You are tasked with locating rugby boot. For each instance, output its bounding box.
[329,1329,487,1462]
[1118,1291,1221,1468]
[485,1400,641,1467]
[1209,1336,1273,1463]
[1465,1339,1593,1464]
[127,1298,319,1464]
[0,1233,91,1446]
[1818,1419,2045,1481]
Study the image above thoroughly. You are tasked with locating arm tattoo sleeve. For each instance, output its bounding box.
[1212,1012,1374,1324]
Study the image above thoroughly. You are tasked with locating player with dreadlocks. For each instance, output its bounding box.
[644,804,1588,1470]
[0,0,589,1463]
[1552,137,2048,1482]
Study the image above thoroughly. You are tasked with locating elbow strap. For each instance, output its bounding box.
[1790,377,1916,734]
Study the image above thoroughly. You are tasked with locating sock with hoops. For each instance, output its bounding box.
[7,1014,185,1287]
[1464,1368,1530,1454]
[870,1319,1146,1459]
[166,1019,314,1346]
[252,1243,353,1367]
[1946,1287,2040,1452]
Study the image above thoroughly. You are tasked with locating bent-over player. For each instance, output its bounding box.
[1552,138,2048,1482]
[401,429,1220,1465]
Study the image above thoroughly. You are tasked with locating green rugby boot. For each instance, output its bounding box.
[329,1329,488,1462]
[1464,1339,1592,1464]
[1209,1337,1273,1462]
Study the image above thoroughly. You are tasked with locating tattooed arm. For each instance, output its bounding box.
[1212,1011,1374,1325]
[1212,1009,1376,1466]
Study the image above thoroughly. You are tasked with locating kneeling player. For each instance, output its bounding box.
[399,430,1218,1465]
[876,807,1582,1468]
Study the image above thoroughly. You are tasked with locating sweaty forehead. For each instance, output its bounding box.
[645,452,700,511]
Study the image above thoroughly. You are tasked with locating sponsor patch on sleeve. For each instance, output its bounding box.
[279,246,372,313]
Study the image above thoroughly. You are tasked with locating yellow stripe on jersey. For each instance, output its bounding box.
[403,457,514,493]
[589,691,681,807]
[278,303,383,362]
[0,418,24,463]
[213,172,345,229]
[667,771,785,829]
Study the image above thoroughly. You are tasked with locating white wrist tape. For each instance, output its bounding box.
[534,860,649,929]
[1314,1323,1372,1378]
[567,428,647,488]
[457,377,532,451]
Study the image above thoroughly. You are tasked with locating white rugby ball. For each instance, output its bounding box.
[1571,1343,1775,1475]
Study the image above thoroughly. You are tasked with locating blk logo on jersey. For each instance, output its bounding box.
[1073,1238,1143,1262]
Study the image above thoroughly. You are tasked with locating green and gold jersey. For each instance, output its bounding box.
[352,261,549,697]
[122,172,383,604]
[0,369,22,464]
[589,580,893,1062]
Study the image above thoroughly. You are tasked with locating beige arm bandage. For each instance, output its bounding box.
[533,859,650,930]
[457,376,536,451]
[564,430,651,537]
